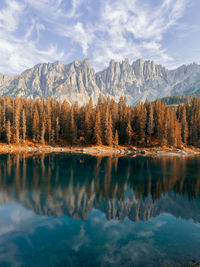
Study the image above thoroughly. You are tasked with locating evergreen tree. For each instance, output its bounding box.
[181,106,188,144]
[114,130,119,146]
[134,104,147,145]
[32,108,40,141]
[22,109,26,143]
[84,98,93,143]
[0,95,199,148]
[46,102,52,143]
[55,117,60,142]
[6,120,11,144]
[175,121,182,147]
[154,99,162,140]
[69,107,77,144]
[126,120,133,145]
[40,121,46,144]
[145,101,154,145]
[60,101,70,137]
[14,104,20,143]
[104,108,113,146]
[93,106,102,145]
[167,111,176,146]
[118,96,127,143]
[51,129,55,145]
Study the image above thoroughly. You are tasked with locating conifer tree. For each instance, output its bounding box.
[84,99,93,142]
[126,120,133,145]
[22,109,26,143]
[145,101,154,144]
[167,111,176,146]
[162,108,170,146]
[110,99,119,132]
[181,106,188,144]
[175,121,182,147]
[14,104,20,143]
[0,95,199,148]
[55,117,60,142]
[40,121,46,144]
[154,99,162,140]
[118,96,127,142]
[1,101,6,131]
[51,129,55,145]
[190,111,198,145]
[93,106,102,145]
[69,107,77,144]
[104,108,113,146]
[32,108,40,141]
[45,98,52,143]
[134,104,147,145]
[114,130,119,146]
[46,112,52,144]
[6,120,11,144]
[0,113,2,140]
[60,101,70,137]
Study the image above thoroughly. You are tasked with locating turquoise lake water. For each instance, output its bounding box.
[0,153,200,266]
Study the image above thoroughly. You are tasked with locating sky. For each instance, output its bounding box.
[0,0,199,74]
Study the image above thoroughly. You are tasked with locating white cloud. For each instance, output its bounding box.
[0,0,23,32]
[22,0,188,70]
[0,0,65,74]
[69,0,84,19]
[0,0,189,74]
[88,0,188,69]
[0,34,64,74]
[60,22,95,56]
[26,0,82,22]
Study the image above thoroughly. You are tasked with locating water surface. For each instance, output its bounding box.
[0,153,200,266]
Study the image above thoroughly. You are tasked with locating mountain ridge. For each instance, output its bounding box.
[0,58,200,105]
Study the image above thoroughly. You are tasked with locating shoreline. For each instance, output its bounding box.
[0,143,200,157]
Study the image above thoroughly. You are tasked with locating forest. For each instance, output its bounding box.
[0,95,199,147]
[160,94,198,105]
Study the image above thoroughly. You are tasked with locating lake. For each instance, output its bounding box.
[0,153,200,267]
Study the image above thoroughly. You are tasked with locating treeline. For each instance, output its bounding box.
[0,96,200,146]
[160,95,198,105]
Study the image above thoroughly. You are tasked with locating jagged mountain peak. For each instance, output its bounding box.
[22,58,92,74]
[0,58,200,105]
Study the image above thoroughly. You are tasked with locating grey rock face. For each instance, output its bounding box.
[1,59,200,105]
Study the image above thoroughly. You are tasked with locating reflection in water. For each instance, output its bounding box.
[1,153,200,267]
[0,153,200,222]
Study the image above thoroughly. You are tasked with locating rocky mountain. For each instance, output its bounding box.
[1,58,200,105]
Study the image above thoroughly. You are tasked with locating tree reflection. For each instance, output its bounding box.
[0,153,200,222]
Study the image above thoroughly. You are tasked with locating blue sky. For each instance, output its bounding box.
[0,0,199,74]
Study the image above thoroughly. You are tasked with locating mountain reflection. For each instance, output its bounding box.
[0,153,200,222]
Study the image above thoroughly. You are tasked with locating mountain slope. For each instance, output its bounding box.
[1,59,200,105]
